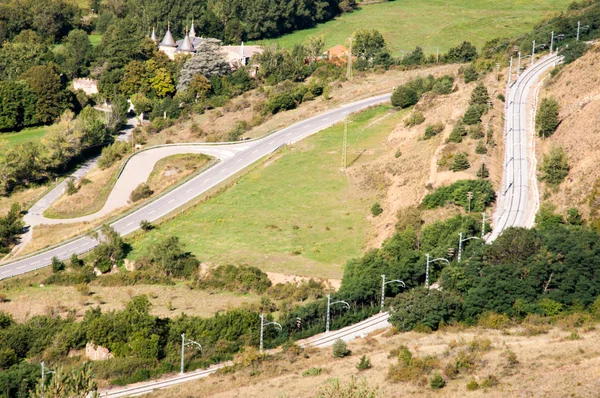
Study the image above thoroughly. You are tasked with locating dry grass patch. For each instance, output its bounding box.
[145,323,600,398]
[147,153,211,193]
[0,184,51,214]
[0,282,262,322]
[44,163,120,219]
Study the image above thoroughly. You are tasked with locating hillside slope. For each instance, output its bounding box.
[536,46,600,220]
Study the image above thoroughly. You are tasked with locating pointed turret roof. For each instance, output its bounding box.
[178,29,196,53]
[151,26,157,42]
[160,22,177,47]
[189,19,196,38]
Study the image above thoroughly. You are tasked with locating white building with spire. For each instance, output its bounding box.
[152,21,262,68]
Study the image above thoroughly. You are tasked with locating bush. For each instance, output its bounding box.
[536,97,560,138]
[476,163,489,179]
[480,374,500,388]
[422,179,496,211]
[332,339,350,358]
[466,379,479,390]
[266,92,296,114]
[302,367,322,376]
[468,123,484,139]
[451,153,470,172]
[391,85,419,108]
[51,256,66,273]
[357,355,372,371]
[139,220,154,231]
[539,146,569,185]
[497,93,505,102]
[430,373,446,389]
[470,83,490,106]
[130,183,153,202]
[462,104,485,125]
[199,264,271,293]
[424,123,444,139]
[475,140,487,154]
[66,178,78,195]
[463,65,479,83]
[70,253,83,268]
[404,111,425,128]
[98,141,130,170]
[477,312,511,329]
[432,76,455,95]
[371,202,383,217]
[447,124,467,143]
[388,345,439,383]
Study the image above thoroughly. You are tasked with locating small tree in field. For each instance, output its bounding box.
[540,146,569,185]
[51,256,66,273]
[333,339,350,358]
[536,97,560,137]
[391,86,419,108]
[451,153,470,172]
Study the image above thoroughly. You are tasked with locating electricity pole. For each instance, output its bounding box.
[326,294,350,332]
[508,56,513,85]
[380,274,405,311]
[577,20,581,41]
[436,47,439,63]
[180,333,202,374]
[458,232,481,263]
[532,40,535,65]
[517,52,521,78]
[425,254,450,289]
[550,31,554,54]
[259,314,282,354]
[341,118,348,171]
[41,362,54,398]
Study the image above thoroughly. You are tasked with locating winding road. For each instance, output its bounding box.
[488,54,562,241]
[0,56,561,396]
[0,93,391,280]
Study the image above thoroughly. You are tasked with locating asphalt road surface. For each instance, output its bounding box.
[488,54,561,242]
[0,94,390,280]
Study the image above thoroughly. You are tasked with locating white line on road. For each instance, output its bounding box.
[31,261,40,265]
[252,150,258,154]
[148,210,156,215]
[168,199,175,204]
[126,221,134,226]
[323,117,330,121]
[236,159,242,163]
[16,265,27,270]
[58,252,66,256]
[186,188,193,193]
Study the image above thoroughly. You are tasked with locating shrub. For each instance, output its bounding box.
[590,296,600,319]
[480,374,500,388]
[475,140,487,154]
[432,76,454,95]
[130,183,153,202]
[98,141,130,170]
[538,297,563,316]
[430,373,446,389]
[463,65,478,83]
[70,253,83,268]
[424,123,444,139]
[404,111,425,128]
[65,178,78,195]
[476,163,489,178]
[316,377,379,397]
[540,146,569,185]
[388,345,439,383]
[478,312,510,329]
[462,104,485,125]
[422,180,496,211]
[51,256,66,273]
[302,367,322,377]
[395,149,402,158]
[226,120,248,141]
[266,92,296,114]
[470,83,490,106]
[536,97,560,137]
[333,339,350,358]
[447,124,467,143]
[391,85,419,108]
[468,123,484,139]
[371,202,383,217]
[497,93,505,102]
[139,220,154,231]
[567,208,583,226]
[357,355,372,371]
[389,289,463,332]
[451,153,470,172]
[466,379,479,390]
[505,350,519,367]
[199,264,271,293]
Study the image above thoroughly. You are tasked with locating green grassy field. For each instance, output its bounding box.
[1,126,48,148]
[127,106,405,279]
[254,0,572,56]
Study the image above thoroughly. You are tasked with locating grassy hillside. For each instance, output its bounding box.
[127,106,405,279]
[1,126,48,149]
[255,0,572,56]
